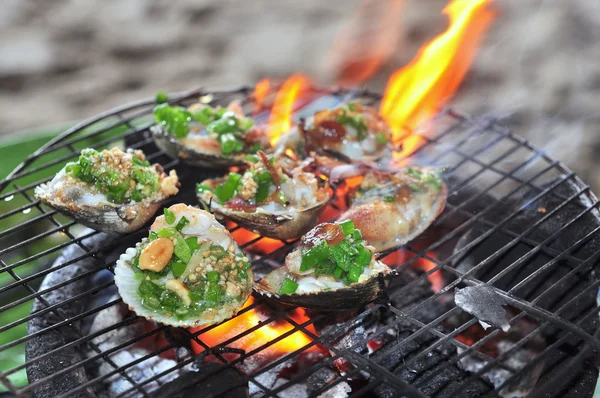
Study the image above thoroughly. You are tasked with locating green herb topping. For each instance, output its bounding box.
[298,220,372,286]
[153,100,255,157]
[64,148,164,204]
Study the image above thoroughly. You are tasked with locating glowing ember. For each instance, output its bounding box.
[267,74,311,146]
[190,297,319,361]
[380,0,496,155]
[382,249,444,293]
[226,220,285,254]
[253,78,271,112]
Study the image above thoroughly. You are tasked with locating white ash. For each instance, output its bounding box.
[455,285,511,332]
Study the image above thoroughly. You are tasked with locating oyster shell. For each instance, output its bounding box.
[151,101,270,169]
[115,204,253,327]
[275,102,392,162]
[339,166,447,252]
[198,153,331,240]
[255,222,392,309]
[34,148,179,233]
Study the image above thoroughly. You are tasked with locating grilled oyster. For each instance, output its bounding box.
[338,166,447,252]
[115,204,253,327]
[151,100,271,169]
[34,147,179,233]
[197,151,331,240]
[275,102,392,161]
[255,221,391,309]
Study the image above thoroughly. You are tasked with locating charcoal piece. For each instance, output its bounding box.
[307,365,346,396]
[389,272,450,324]
[26,231,115,398]
[149,363,248,398]
[455,285,510,332]
[372,327,492,397]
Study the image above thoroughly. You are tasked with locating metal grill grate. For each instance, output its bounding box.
[1,87,599,398]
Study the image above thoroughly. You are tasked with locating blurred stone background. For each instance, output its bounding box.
[0,0,599,189]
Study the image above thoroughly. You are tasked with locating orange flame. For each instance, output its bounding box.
[267,74,311,146]
[253,78,271,112]
[190,297,318,361]
[380,0,495,153]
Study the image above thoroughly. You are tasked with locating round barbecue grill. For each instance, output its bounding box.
[1,87,599,398]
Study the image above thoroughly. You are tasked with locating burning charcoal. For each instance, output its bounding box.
[249,358,307,397]
[455,285,510,332]
[307,365,350,397]
[149,362,248,398]
[26,231,116,398]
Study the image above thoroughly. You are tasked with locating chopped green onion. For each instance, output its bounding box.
[171,261,187,278]
[355,249,372,266]
[350,229,363,242]
[300,240,329,271]
[245,154,259,163]
[407,167,422,179]
[191,105,216,125]
[157,227,177,238]
[376,132,388,144]
[277,190,288,204]
[210,245,227,260]
[164,208,176,224]
[347,264,362,283]
[383,195,395,203]
[423,173,443,190]
[409,183,424,192]
[185,237,200,252]
[175,216,189,231]
[173,234,191,263]
[279,277,299,295]
[155,91,168,104]
[333,267,343,278]
[206,271,221,283]
[213,172,242,203]
[255,181,271,203]
[205,283,223,302]
[339,220,355,236]
[153,103,192,139]
[219,133,244,156]
[347,103,357,111]
[148,231,159,241]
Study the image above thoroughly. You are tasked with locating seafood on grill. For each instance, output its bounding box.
[275,102,392,161]
[255,220,392,309]
[115,204,253,327]
[151,99,271,168]
[34,147,179,233]
[338,166,447,252]
[197,151,331,240]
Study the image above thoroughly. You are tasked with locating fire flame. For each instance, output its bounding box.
[190,297,318,361]
[380,0,496,151]
[253,78,271,112]
[266,74,311,146]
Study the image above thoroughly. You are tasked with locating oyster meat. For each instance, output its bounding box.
[115,204,253,327]
[255,220,391,309]
[151,99,271,169]
[197,151,330,240]
[338,166,447,252]
[275,102,392,161]
[34,147,179,233]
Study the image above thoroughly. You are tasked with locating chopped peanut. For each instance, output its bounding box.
[165,279,191,306]
[139,237,174,272]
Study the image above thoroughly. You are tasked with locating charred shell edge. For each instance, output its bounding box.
[114,239,252,327]
[254,263,391,310]
[35,185,166,234]
[199,191,331,240]
[150,124,246,169]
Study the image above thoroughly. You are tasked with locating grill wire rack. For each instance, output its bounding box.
[1,87,600,398]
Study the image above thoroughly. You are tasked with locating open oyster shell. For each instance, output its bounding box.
[34,151,179,234]
[339,166,447,252]
[197,155,331,240]
[255,222,392,309]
